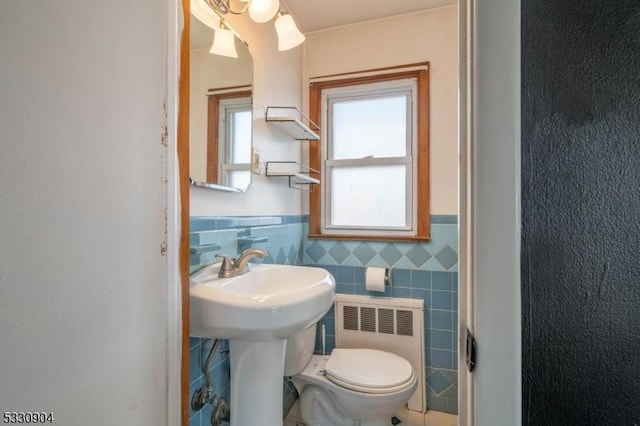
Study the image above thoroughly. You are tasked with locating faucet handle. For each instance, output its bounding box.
[216,255,235,278]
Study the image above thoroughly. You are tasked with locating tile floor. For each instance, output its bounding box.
[284,402,458,426]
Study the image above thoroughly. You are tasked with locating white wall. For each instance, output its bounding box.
[190,14,306,216]
[303,6,459,215]
[0,1,169,425]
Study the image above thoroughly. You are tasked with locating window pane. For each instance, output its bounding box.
[230,110,252,163]
[330,165,406,228]
[228,170,251,190]
[331,95,407,160]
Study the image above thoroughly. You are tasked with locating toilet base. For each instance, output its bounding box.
[298,384,401,426]
[298,385,354,426]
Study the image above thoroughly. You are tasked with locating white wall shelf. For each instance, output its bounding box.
[265,106,320,140]
[265,161,319,191]
[189,178,244,192]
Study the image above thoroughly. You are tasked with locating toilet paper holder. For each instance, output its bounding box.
[365,267,391,287]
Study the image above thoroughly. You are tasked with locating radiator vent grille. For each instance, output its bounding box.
[378,309,395,334]
[360,307,376,332]
[341,305,413,337]
[396,310,414,336]
[343,306,358,330]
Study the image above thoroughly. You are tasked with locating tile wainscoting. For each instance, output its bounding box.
[187,214,458,424]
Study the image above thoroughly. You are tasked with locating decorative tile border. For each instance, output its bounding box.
[303,220,458,272]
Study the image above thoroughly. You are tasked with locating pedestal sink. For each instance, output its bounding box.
[190,263,335,426]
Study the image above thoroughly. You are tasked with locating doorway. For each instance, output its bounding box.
[171,0,523,425]
[457,0,522,425]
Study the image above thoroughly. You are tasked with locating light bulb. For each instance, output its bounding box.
[248,0,280,23]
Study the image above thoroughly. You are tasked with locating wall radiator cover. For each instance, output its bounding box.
[334,294,426,412]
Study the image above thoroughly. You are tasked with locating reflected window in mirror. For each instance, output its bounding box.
[189,15,253,192]
[208,90,252,189]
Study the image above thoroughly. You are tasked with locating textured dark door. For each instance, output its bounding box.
[522,1,640,425]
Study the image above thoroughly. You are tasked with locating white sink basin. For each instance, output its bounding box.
[190,262,335,425]
[190,263,335,341]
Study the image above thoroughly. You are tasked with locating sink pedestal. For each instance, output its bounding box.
[190,264,336,425]
[229,339,286,426]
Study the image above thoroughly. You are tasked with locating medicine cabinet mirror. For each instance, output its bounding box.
[189,16,254,192]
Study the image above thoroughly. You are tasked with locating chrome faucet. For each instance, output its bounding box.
[217,248,269,278]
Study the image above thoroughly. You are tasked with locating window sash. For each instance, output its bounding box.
[224,107,252,163]
[217,96,251,186]
[321,80,418,236]
[326,90,413,161]
[324,161,414,233]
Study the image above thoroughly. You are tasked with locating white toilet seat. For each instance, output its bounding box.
[324,348,416,394]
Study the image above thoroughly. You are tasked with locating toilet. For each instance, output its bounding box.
[284,324,418,426]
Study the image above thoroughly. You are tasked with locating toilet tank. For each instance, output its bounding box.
[284,323,316,376]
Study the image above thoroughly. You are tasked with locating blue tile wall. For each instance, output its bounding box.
[188,338,231,426]
[189,215,306,272]
[188,215,306,426]
[188,214,458,420]
[304,216,459,414]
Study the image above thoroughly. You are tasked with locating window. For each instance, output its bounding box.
[309,64,430,240]
[217,97,252,189]
[206,90,252,189]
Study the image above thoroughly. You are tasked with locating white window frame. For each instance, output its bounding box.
[217,96,252,187]
[320,78,419,237]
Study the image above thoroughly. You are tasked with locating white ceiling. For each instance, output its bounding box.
[284,0,457,33]
[191,0,457,47]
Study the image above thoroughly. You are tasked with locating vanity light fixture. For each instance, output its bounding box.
[274,12,305,51]
[196,0,305,52]
[209,22,239,58]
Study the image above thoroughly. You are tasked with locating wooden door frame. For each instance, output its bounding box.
[177,0,190,424]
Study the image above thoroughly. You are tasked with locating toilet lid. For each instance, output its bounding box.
[324,348,415,394]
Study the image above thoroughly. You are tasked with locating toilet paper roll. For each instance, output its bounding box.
[365,267,387,292]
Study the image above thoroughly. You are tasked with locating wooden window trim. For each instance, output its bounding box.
[206,89,252,183]
[308,64,430,241]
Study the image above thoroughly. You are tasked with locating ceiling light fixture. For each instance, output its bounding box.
[195,0,305,52]
[209,22,239,58]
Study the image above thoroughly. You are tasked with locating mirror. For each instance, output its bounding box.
[189,16,254,192]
